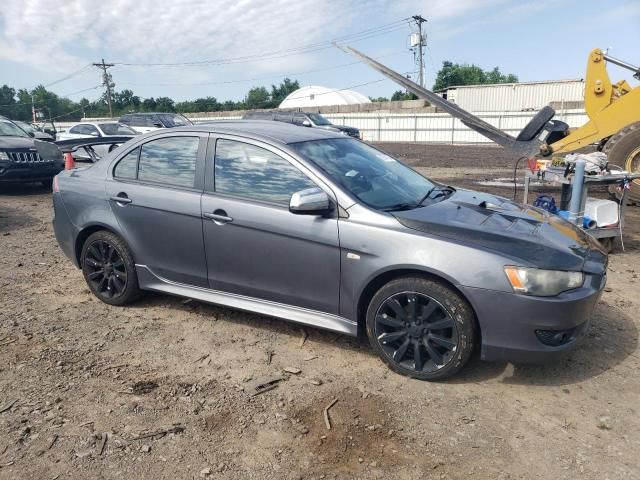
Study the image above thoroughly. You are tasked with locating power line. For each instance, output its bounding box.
[120,50,405,88]
[60,85,103,98]
[42,64,93,89]
[114,19,410,67]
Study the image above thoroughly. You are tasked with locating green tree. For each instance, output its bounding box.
[369,96,389,103]
[0,85,17,118]
[433,61,518,91]
[270,78,300,106]
[391,90,418,101]
[155,97,176,112]
[113,89,141,112]
[246,86,270,109]
[141,97,157,111]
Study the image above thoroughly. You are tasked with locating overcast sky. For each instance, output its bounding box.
[0,0,638,103]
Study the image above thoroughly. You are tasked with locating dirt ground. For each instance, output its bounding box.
[1,144,638,480]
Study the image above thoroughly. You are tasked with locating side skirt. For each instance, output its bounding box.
[136,265,358,336]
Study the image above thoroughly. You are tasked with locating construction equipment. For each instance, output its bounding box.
[336,45,640,202]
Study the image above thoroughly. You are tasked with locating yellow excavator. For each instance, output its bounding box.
[337,45,640,202]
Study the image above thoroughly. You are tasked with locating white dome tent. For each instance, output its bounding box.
[279,85,371,109]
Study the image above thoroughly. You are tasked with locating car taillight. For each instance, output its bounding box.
[52,175,59,192]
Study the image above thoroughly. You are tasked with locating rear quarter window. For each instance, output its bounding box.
[113,147,139,179]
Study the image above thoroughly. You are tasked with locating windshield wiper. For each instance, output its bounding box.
[419,185,456,204]
[382,202,421,212]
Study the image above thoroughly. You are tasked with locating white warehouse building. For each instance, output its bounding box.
[279,85,371,109]
[437,79,585,112]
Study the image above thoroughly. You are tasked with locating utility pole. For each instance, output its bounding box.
[30,94,36,123]
[93,59,115,117]
[411,15,427,88]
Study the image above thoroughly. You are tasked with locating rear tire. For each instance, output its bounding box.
[81,230,140,306]
[605,122,640,205]
[366,276,476,381]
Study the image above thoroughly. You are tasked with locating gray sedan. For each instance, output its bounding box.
[52,121,607,380]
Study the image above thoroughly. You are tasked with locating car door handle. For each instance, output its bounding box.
[203,212,233,223]
[110,194,132,205]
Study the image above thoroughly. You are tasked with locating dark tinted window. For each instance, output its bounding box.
[215,139,315,205]
[119,116,131,125]
[138,137,199,188]
[99,123,137,135]
[291,138,435,211]
[113,147,139,179]
[274,112,293,123]
[292,113,307,125]
[0,120,29,137]
[157,114,192,127]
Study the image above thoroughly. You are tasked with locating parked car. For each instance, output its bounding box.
[51,121,607,380]
[0,116,63,186]
[12,120,55,141]
[242,110,361,138]
[118,112,192,134]
[57,121,139,159]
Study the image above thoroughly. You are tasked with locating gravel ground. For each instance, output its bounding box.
[0,144,639,480]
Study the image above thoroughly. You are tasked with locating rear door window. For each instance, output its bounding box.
[214,139,316,205]
[137,137,199,188]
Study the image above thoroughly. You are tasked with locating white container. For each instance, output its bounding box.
[585,198,618,227]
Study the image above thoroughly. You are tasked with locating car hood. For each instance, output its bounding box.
[392,189,607,273]
[0,136,37,149]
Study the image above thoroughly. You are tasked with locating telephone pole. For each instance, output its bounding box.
[93,59,115,117]
[411,15,427,88]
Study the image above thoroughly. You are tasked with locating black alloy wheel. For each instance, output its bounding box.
[375,292,458,373]
[366,277,475,380]
[81,230,140,306]
[84,239,127,298]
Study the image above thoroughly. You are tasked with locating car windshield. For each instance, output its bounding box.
[15,121,36,134]
[99,123,138,135]
[158,114,192,127]
[0,120,29,138]
[307,113,332,126]
[291,138,439,211]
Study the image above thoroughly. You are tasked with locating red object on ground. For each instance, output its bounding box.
[64,152,75,170]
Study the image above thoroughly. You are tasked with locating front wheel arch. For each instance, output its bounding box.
[356,267,478,336]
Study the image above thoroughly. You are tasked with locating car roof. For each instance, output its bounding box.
[177,120,343,144]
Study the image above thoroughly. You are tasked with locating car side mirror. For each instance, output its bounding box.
[89,131,100,137]
[289,187,331,215]
[153,122,163,128]
[302,119,312,127]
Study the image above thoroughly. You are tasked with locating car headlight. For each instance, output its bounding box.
[0,151,9,161]
[504,266,584,296]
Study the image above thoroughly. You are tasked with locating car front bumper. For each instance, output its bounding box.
[460,272,605,363]
[0,160,64,183]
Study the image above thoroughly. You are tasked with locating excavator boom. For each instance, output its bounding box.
[335,43,545,157]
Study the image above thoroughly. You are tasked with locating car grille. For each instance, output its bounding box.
[7,151,47,163]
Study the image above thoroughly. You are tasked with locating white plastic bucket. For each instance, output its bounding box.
[585,198,618,227]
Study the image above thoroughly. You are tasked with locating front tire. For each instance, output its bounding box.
[366,277,476,380]
[605,122,640,205]
[81,230,140,306]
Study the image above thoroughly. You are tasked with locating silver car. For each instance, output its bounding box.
[57,121,138,159]
[52,121,607,380]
